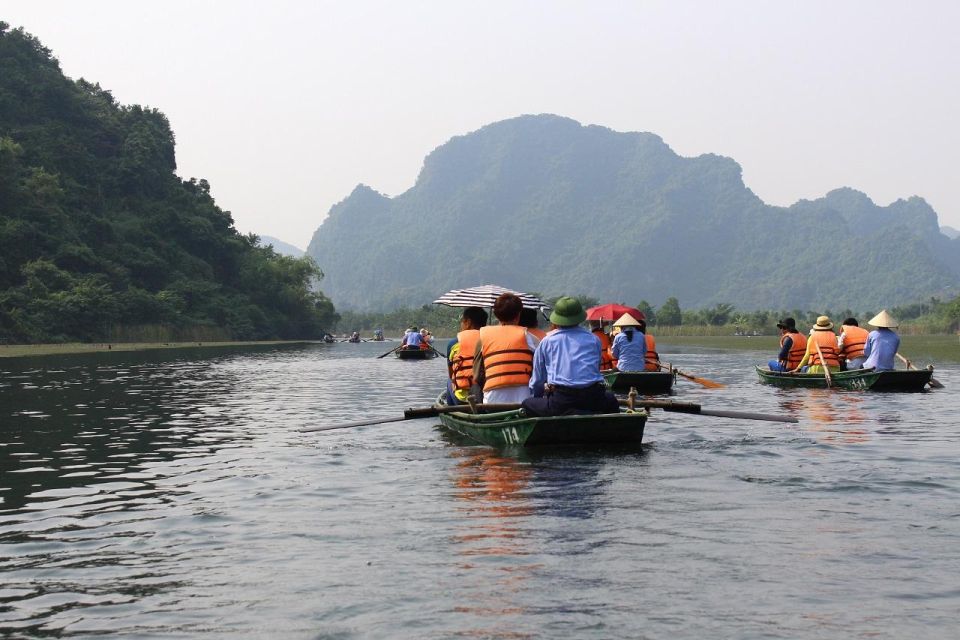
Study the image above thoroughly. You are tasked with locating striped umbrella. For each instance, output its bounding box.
[432,284,548,309]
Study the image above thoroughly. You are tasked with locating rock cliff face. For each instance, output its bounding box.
[307,114,959,311]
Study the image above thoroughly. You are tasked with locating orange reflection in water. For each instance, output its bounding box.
[446,448,541,633]
[781,390,871,445]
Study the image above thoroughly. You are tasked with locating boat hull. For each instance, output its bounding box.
[436,406,647,448]
[755,365,880,390]
[869,369,933,392]
[396,348,436,360]
[602,369,675,394]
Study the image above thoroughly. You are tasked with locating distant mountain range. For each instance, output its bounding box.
[942,226,960,240]
[306,115,960,312]
[258,235,304,258]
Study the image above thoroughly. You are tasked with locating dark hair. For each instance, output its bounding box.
[842,317,859,327]
[519,307,539,329]
[624,327,634,342]
[493,293,523,322]
[461,306,488,328]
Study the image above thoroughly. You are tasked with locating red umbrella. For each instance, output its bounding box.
[585,304,646,323]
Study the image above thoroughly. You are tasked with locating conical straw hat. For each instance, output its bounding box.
[868,309,899,328]
[613,313,642,328]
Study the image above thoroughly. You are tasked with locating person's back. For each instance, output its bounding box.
[838,319,869,369]
[591,326,615,370]
[405,330,423,348]
[610,314,645,371]
[474,294,538,404]
[862,310,900,371]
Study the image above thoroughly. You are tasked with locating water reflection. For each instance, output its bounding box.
[779,390,871,445]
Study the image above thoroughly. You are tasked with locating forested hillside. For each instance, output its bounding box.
[0,24,337,342]
[307,115,960,311]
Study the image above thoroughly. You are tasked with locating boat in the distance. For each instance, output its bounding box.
[396,347,438,360]
[755,366,880,390]
[602,369,675,394]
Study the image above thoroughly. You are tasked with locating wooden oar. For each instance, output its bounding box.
[813,340,832,388]
[427,344,446,359]
[672,368,725,389]
[301,403,523,432]
[629,399,798,423]
[896,353,944,388]
[376,344,403,359]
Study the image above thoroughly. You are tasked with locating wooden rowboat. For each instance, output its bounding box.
[396,348,437,360]
[755,365,880,390]
[868,368,933,392]
[434,396,647,447]
[602,369,675,394]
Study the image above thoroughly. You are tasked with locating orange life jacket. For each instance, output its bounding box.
[593,330,615,371]
[644,334,660,371]
[809,330,840,367]
[782,331,807,370]
[419,339,431,350]
[479,325,534,391]
[451,329,480,390]
[527,327,547,341]
[839,325,869,361]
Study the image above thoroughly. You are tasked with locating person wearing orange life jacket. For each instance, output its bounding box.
[446,307,488,405]
[837,317,869,370]
[520,307,547,341]
[590,320,616,371]
[768,317,807,371]
[791,316,840,374]
[473,293,541,404]
[637,319,661,371]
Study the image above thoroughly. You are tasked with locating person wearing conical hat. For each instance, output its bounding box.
[521,296,620,417]
[862,310,900,371]
[790,316,841,374]
[610,313,647,372]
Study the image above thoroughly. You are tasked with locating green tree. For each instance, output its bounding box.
[658,297,681,325]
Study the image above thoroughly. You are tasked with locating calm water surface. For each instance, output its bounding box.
[1,342,959,638]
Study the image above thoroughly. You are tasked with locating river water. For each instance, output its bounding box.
[1,341,958,638]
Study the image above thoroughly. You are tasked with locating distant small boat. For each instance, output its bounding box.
[396,348,437,360]
[868,368,933,392]
[755,366,880,390]
[602,369,675,394]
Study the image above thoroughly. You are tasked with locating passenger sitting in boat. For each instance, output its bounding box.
[403,326,423,349]
[610,313,646,371]
[520,307,547,340]
[838,317,869,370]
[790,316,840,374]
[522,296,620,417]
[862,310,900,371]
[447,306,488,405]
[637,319,661,371]
[418,328,434,350]
[768,317,806,371]
[474,293,540,404]
[590,320,616,371]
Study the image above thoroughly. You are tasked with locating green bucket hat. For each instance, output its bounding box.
[549,296,586,327]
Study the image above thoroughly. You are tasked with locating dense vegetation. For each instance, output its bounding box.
[307,114,960,313]
[0,24,337,343]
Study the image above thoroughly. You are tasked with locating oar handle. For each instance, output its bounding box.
[628,399,798,423]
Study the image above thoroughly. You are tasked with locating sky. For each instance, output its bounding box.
[4,1,959,247]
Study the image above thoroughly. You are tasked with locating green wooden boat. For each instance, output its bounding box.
[755,365,880,390]
[869,369,934,392]
[602,369,675,394]
[434,401,647,448]
[396,347,437,360]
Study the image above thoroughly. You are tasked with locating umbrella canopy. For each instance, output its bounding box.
[586,303,646,323]
[433,284,547,309]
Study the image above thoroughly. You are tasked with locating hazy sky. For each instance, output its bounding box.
[5,1,959,247]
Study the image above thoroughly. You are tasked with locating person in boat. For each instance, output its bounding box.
[373,329,384,341]
[520,307,547,340]
[768,317,807,371]
[447,306,488,405]
[589,320,616,371]
[522,296,620,417]
[418,328,434,350]
[790,316,840,374]
[637,319,661,371]
[473,293,540,404]
[403,326,423,349]
[837,317,869,370]
[610,313,646,372]
[349,331,361,343]
[862,310,901,371]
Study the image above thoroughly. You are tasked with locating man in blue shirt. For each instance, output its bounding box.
[403,326,423,349]
[521,297,620,417]
[862,310,901,371]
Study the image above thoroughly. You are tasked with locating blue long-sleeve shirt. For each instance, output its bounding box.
[862,328,900,371]
[611,329,647,371]
[529,326,604,396]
